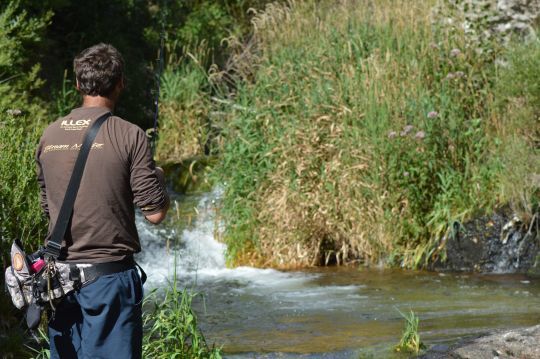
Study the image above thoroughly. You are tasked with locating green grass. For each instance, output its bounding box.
[142,206,221,359]
[394,309,425,354]
[155,50,214,163]
[212,0,538,268]
[142,286,222,359]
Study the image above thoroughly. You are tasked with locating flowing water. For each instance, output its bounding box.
[136,188,540,358]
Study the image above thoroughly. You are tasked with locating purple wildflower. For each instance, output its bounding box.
[427,111,438,119]
[403,171,410,177]
[403,125,414,134]
[446,72,456,80]
[450,48,461,57]
[454,71,465,78]
[388,131,397,139]
[414,131,426,140]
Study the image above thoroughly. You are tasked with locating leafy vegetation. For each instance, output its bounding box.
[143,283,222,358]
[0,0,50,273]
[213,0,538,268]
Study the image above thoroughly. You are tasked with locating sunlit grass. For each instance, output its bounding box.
[394,309,425,354]
[142,285,222,359]
[155,46,216,164]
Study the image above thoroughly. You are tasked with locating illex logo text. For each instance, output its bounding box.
[61,119,91,131]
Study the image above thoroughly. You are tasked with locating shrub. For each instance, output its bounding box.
[0,2,51,357]
[0,1,50,116]
[0,0,50,271]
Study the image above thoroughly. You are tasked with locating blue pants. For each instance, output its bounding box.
[48,268,143,359]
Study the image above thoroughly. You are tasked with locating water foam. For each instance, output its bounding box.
[135,187,316,289]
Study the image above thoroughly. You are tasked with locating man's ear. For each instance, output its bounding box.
[75,79,81,91]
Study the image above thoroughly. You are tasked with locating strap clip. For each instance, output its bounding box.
[45,241,62,259]
[69,265,82,290]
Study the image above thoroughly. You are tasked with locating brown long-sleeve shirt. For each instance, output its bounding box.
[36,106,167,263]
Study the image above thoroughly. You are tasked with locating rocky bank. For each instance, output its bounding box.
[421,325,540,359]
[435,0,540,44]
[432,208,539,274]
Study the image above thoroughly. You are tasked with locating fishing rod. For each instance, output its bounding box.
[151,33,165,158]
[150,0,168,158]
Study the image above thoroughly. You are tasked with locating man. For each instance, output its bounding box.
[36,43,169,358]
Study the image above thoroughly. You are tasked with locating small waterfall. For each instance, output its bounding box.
[135,186,316,288]
[135,187,227,284]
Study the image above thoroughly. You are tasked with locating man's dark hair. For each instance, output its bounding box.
[74,43,124,97]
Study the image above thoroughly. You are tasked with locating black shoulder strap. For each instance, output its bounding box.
[45,112,111,259]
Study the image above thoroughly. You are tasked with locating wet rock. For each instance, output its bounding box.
[432,208,539,273]
[434,0,540,45]
[420,325,540,359]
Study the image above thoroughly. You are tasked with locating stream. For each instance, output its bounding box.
[135,188,540,358]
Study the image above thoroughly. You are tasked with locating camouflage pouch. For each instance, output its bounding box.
[4,241,89,310]
[4,241,34,309]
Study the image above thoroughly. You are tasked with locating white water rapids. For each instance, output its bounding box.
[135,187,320,291]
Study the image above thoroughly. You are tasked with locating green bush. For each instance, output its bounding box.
[0,3,51,357]
[150,0,267,66]
[0,113,48,259]
[0,1,50,116]
[0,0,50,269]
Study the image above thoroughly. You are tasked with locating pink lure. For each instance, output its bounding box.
[30,259,46,273]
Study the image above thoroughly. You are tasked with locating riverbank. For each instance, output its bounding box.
[213,0,539,269]
[421,325,540,359]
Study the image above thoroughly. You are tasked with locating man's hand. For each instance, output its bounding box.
[155,166,166,188]
[145,167,170,224]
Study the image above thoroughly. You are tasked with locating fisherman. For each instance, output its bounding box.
[36,43,169,358]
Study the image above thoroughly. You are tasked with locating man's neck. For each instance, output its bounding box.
[81,95,116,111]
